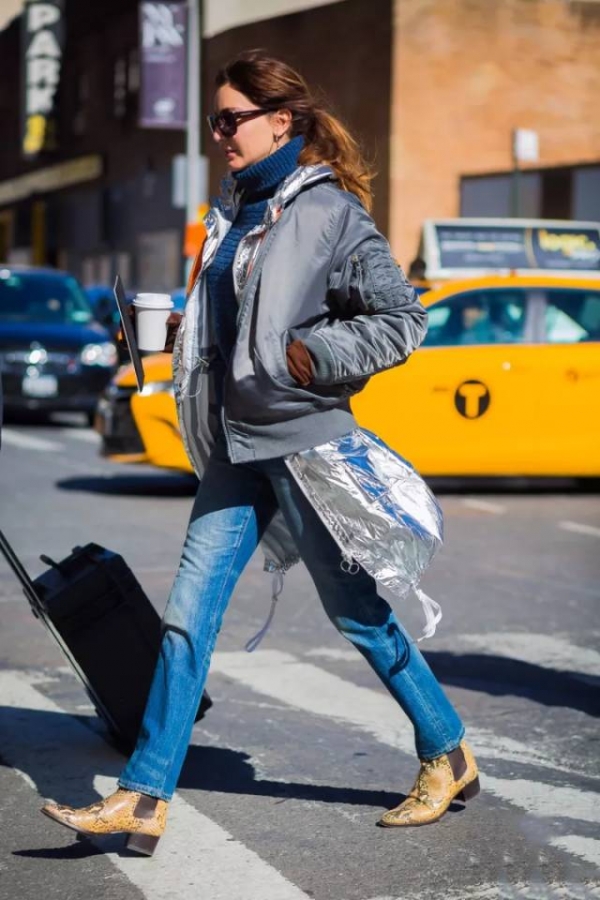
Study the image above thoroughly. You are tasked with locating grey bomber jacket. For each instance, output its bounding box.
[175,165,428,465]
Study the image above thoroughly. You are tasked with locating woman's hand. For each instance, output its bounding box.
[164,312,183,353]
[116,307,183,354]
[286,339,314,386]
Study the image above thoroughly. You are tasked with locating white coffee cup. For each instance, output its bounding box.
[133,293,174,352]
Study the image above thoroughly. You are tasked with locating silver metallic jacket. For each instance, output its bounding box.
[173,165,443,640]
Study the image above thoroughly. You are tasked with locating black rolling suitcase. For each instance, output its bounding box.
[0,531,211,753]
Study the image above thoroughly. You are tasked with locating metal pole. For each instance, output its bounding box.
[510,128,520,218]
[511,164,521,217]
[185,0,201,280]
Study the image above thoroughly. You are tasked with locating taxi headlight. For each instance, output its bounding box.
[80,342,118,367]
[139,380,174,397]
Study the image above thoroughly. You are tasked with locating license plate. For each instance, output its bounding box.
[96,399,113,434]
[22,374,59,398]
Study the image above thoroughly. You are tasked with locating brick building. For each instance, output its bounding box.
[390,0,600,261]
[0,0,598,283]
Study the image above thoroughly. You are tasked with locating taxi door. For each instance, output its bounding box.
[527,286,600,476]
[351,287,538,475]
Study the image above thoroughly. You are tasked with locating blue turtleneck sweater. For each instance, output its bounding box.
[207,136,303,372]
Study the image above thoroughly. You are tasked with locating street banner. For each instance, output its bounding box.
[21,0,65,158]
[139,2,187,129]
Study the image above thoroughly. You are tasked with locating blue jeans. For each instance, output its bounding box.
[119,437,464,801]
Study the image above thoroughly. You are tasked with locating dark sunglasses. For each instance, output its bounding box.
[206,108,271,138]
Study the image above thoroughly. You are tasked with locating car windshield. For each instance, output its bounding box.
[0,271,93,325]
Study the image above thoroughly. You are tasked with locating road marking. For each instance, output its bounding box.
[391,886,597,900]
[0,670,310,900]
[461,499,506,514]
[367,887,600,900]
[459,632,600,680]
[483,775,597,826]
[60,428,101,444]
[559,520,600,539]
[309,637,600,680]
[306,647,360,662]
[211,651,592,778]
[549,835,600,868]
[1,428,62,453]
[308,632,600,692]
[211,649,600,859]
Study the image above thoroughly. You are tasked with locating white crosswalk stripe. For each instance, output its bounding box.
[548,835,600,869]
[0,670,311,900]
[308,632,600,682]
[461,499,506,514]
[59,428,101,444]
[1,645,598,894]
[458,632,600,681]
[210,649,599,861]
[211,650,590,777]
[559,520,600,539]
[367,886,600,900]
[1,428,62,452]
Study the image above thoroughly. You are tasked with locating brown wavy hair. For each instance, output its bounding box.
[215,50,374,211]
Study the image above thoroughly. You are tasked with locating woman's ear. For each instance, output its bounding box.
[272,107,293,138]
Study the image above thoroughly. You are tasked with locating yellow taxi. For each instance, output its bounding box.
[96,219,600,478]
[353,273,600,476]
[96,353,193,472]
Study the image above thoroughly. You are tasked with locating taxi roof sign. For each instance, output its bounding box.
[419,218,600,281]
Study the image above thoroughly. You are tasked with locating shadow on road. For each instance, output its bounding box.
[177,744,404,810]
[3,704,452,860]
[427,476,600,495]
[425,650,600,717]
[55,474,198,497]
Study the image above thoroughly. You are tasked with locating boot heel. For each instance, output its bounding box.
[456,776,480,803]
[126,832,160,856]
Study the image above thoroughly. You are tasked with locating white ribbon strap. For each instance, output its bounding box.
[415,588,442,642]
[244,571,285,652]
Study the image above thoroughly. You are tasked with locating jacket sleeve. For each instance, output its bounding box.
[301,198,428,385]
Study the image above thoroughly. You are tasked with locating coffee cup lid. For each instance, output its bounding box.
[133,293,174,309]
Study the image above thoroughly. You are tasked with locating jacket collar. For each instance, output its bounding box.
[214,163,335,225]
[187,164,335,295]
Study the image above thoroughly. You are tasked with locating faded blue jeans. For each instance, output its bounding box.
[119,435,464,801]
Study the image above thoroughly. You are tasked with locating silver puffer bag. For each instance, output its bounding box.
[286,428,444,641]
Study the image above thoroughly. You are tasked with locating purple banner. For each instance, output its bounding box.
[140,2,187,129]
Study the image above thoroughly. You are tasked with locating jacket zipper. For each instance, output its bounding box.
[220,225,272,458]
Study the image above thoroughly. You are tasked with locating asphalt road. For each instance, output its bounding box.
[0,415,599,900]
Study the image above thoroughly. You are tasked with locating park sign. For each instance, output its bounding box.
[21,0,64,158]
[139,2,187,129]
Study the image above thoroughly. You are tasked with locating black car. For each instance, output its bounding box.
[0,266,118,424]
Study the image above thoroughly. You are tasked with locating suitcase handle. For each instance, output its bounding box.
[0,529,121,736]
[39,553,68,574]
[0,529,46,615]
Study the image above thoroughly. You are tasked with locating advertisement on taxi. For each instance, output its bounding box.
[423,219,600,279]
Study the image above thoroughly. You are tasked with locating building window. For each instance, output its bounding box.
[460,165,600,220]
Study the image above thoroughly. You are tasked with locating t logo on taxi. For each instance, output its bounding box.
[454,381,491,419]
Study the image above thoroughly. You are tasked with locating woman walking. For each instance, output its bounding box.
[42,51,479,854]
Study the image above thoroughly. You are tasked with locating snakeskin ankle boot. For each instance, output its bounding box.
[41,788,168,855]
[379,739,479,827]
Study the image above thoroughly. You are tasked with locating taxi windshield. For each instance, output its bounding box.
[0,271,93,325]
